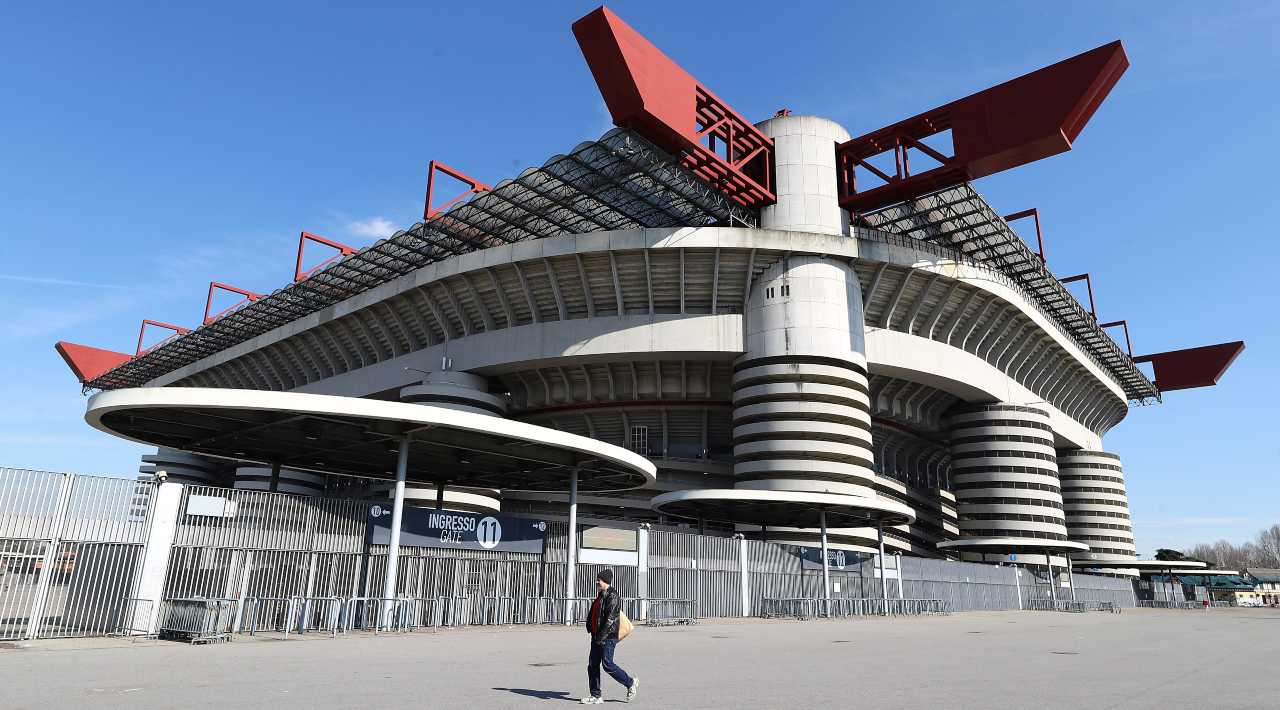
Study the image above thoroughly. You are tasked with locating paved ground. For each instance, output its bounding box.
[2,608,1277,709]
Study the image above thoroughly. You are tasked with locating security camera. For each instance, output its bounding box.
[155,469,168,482]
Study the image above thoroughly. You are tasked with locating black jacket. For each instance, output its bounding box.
[587,586,622,644]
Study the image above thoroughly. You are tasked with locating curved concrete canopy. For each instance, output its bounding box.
[937,537,1090,553]
[1072,559,1208,571]
[650,488,915,528]
[86,388,655,492]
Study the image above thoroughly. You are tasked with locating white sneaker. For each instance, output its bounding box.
[580,696,604,705]
[626,677,639,703]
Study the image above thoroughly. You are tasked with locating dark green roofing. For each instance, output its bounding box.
[1153,574,1253,589]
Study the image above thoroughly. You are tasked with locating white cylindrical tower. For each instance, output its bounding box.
[755,114,851,235]
[732,255,874,498]
[399,371,503,512]
[1057,450,1136,562]
[400,371,508,416]
[233,466,326,495]
[947,404,1069,543]
[138,448,222,486]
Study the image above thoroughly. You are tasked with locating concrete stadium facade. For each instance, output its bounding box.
[56,8,1244,577]
[113,112,1141,568]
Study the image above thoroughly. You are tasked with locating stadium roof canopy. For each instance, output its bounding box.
[85,387,656,492]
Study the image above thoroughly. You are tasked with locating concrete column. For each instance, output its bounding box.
[565,468,579,625]
[878,521,889,613]
[895,552,904,600]
[637,525,650,620]
[1067,555,1076,602]
[131,481,184,635]
[738,535,750,618]
[820,510,831,617]
[1046,552,1057,603]
[381,438,410,626]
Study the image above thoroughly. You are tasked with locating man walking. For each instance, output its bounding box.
[582,568,639,704]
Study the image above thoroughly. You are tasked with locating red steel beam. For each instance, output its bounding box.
[136,319,190,357]
[572,6,775,209]
[837,40,1128,213]
[203,281,262,325]
[1004,208,1046,263]
[423,160,491,220]
[1134,341,1245,392]
[1098,320,1133,357]
[294,231,356,282]
[54,341,132,383]
[1059,273,1097,319]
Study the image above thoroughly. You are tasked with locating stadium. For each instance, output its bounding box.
[26,7,1247,638]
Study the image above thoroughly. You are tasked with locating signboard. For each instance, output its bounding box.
[187,494,237,518]
[367,505,547,554]
[795,546,871,571]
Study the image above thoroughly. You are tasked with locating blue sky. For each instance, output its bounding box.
[1,1,1275,553]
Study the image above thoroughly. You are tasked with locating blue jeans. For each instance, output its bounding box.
[587,638,633,698]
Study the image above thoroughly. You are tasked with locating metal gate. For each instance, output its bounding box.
[0,469,155,640]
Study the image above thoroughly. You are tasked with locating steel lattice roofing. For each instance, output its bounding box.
[860,184,1159,403]
[86,129,757,391]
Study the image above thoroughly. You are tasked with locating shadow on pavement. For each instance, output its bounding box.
[494,687,575,701]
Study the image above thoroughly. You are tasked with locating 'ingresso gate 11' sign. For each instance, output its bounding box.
[367,505,548,554]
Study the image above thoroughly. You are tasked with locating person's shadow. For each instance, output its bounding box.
[493,687,575,702]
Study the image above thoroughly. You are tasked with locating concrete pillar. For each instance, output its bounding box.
[381,438,410,626]
[637,525,650,620]
[820,510,831,617]
[738,535,751,617]
[878,521,889,613]
[131,481,184,635]
[565,468,579,625]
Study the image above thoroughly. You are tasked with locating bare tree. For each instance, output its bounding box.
[1182,523,1280,570]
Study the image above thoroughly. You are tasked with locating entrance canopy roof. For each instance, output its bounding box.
[937,537,1090,554]
[1071,559,1208,573]
[86,388,655,492]
[650,488,915,529]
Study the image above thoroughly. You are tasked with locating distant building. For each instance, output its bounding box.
[1244,568,1280,606]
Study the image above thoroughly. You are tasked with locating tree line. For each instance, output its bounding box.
[1179,523,1280,570]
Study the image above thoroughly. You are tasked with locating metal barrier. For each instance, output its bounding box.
[400,596,445,629]
[759,597,948,619]
[624,597,696,626]
[474,596,516,625]
[293,596,343,636]
[111,597,155,637]
[1137,600,1201,610]
[341,597,415,633]
[157,598,238,644]
[522,596,594,625]
[243,597,298,636]
[1026,599,1123,613]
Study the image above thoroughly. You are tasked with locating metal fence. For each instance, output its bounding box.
[1,469,1144,643]
[0,469,154,640]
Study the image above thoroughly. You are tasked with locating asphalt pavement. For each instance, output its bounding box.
[1,608,1276,709]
